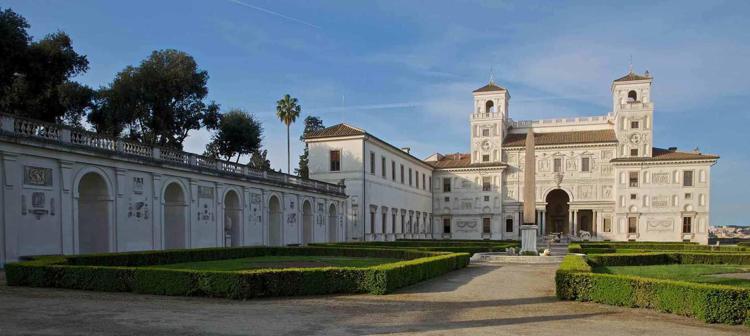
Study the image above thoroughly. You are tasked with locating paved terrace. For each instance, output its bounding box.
[0,263,746,335]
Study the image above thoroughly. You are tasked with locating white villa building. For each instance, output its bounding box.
[305,71,719,244]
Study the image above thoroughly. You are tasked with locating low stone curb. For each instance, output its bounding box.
[471,253,565,264]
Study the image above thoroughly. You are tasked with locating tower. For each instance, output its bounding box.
[612,70,654,158]
[470,80,508,164]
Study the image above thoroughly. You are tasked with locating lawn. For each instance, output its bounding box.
[593,264,750,288]
[149,255,401,271]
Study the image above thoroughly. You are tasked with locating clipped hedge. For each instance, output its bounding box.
[574,242,748,255]
[6,246,469,299]
[312,241,519,255]
[556,254,750,325]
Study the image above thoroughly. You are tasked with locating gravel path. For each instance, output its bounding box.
[0,264,746,335]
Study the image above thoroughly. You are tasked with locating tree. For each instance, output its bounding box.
[295,116,325,178]
[275,94,301,174]
[203,109,263,163]
[89,49,218,149]
[248,149,271,171]
[0,8,93,124]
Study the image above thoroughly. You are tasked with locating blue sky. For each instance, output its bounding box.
[4,0,749,226]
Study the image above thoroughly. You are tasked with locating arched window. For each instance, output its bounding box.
[485,100,495,113]
[627,90,638,102]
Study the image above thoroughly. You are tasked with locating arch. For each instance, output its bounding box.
[268,195,282,246]
[302,200,313,245]
[485,100,495,113]
[76,170,113,254]
[627,90,638,102]
[545,188,570,235]
[163,181,188,249]
[223,189,242,247]
[328,203,338,242]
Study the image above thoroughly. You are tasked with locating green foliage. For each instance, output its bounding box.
[276,94,301,173]
[574,242,747,254]
[5,246,469,299]
[311,241,519,255]
[296,115,325,178]
[595,264,750,288]
[556,253,750,325]
[248,149,272,171]
[149,256,399,271]
[204,109,263,163]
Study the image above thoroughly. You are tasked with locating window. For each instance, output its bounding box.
[381,157,386,178]
[369,152,375,174]
[422,175,426,190]
[443,218,451,234]
[392,213,396,233]
[482,128,490,137]
[401,214,405,232]
[482,154,490,162]
[683,170,694,187]
[505,218,513,232]
[382,212,387,234]
[408,168,412,186]
[553,158,562,173]
[443,178,451,192]
[682,217,692,233]
[603,217,612,233]
[484,196,490,202]
[429,177,432,190]
[330,150,341,171]
[627,90,638,102]
[581,157,590,172]
[628,217,638,234]
[629,172,639,187]
[370,211,375,234]
[444,196,450,202]
[400,165,404,183]
[630,148,639,156]
[483,218,491,234]
[415,171,419,188]
[391,161,396,181]
[482,177,491,191]
[685,193,692,200]
[630,194,637,200]
[631,121,639,129]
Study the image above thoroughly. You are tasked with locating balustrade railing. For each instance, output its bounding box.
[0,113,345,194]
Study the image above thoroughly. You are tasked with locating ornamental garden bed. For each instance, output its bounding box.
[5,246,469,299]
[312,240,519,255]
[556,252,750,325]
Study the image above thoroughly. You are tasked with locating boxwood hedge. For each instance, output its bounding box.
[556,253,750,325]
[312,241,518,255]
[6,246,470,299]
[569,242,748,254]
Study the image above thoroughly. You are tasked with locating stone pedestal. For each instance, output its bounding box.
[520,224,538,254]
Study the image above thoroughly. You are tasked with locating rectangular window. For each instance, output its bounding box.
[381,156,386,178]
[505,218,513,233]
[553,158,562,173]
[422,175,426,190]
[682,217,692,233]
[415,171,419,188]
[581,157,590,172]
[483,218,491,234]
[482,128,490,137]
[429,177,432,190]
[382,212,387,234]
[401,214,405,232]
[391,161,396,181]
[631,148,639,157]
[484,195,490,202]
[482,177,491,191]
[603,217,612,233]
[443,178,451,192]
[369,152,375,174]
[370,211,375,234]
[628,217,638,234]
[629,172,639,187]
[330,150,341,171]
[630,193,637,200]
[444,196,450,202]
[400,165,404,183]
[443,218,451,234]
[408,168,412,186]
[683,170,694,187]
[685,193,692,200]
[392,213,396,233]
[631,121,639,129]
[482,154,490,162]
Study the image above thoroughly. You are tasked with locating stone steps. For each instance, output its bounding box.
[471,252,565,264]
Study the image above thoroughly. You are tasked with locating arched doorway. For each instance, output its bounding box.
[224,190,241,247]
[545,189,570,235]
[268,195,282,246]
[328,204,337,242]
[302,200,313,245]
[77,172,111,254]
[164,182,187,249]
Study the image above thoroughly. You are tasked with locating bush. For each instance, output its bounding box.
[556,254,750,325]
[311,241,518,255]
[6,246,470,299]
[577,242,747,254]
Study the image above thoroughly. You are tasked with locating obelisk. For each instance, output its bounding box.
[520,128,538,254]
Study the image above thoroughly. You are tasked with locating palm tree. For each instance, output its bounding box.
[275,94,301,174]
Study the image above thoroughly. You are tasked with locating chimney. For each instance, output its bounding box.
[668,147,677,152]
[401,147,410,154]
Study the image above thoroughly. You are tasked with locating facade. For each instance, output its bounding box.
[0,114,347,266]
[306,71,719,244]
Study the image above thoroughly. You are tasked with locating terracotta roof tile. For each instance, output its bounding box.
[473,82,506,93]
[426,153,506,169]
[611,147,719,162]
[614,71,651,82]
[304,124,365,139]
[503,130,617,147]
